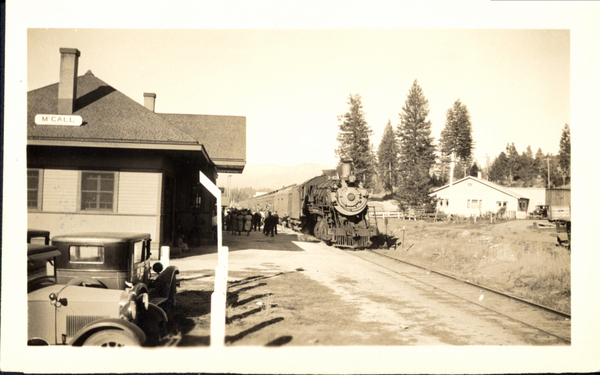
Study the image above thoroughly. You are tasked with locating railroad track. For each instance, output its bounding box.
[343,248,571,344]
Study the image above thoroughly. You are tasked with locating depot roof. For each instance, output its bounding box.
[27,70,246,173]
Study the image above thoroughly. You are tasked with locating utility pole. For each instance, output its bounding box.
[449,152,455,213]
[388,161,392,194]
[227,175,231,205]
[546,157,551,188]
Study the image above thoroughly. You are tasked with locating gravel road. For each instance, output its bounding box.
[170,225,566,346]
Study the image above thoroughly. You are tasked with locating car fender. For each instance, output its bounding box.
[131,282,149,296]
[147,302,168,322]
[70,318,146,346]
[148,266,178,305]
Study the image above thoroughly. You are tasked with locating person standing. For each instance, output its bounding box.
[230,211,237,235]
[253,211,261,231]
[236,210,245,235]
[263,211,272,236]
[272,211,279,235]
[244,210,253,236]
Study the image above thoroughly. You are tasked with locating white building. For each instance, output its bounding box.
[430,176,530,219]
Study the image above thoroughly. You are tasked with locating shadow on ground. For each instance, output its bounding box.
[171,230,309,260]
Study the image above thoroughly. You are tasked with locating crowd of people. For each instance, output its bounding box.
[224,208,280,237]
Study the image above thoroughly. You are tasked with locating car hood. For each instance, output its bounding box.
[28,284,125,303]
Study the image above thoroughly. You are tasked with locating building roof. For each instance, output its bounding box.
[431,176,528,200]
[28,70,246,173]
[159,113,246,171]
[28,71,198,145]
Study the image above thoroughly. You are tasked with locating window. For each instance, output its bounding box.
[28,169,42,210]
[467,199,482,209]
[518,200,528,212]
[496,201,508,208]
[80,172,116,211]
[134,241,144,263]
[70,245,104,263]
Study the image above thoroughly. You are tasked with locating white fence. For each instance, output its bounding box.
[368,211,406,219]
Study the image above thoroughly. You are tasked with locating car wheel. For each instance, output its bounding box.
[83,329,141,347]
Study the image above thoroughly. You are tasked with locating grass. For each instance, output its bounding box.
[375,218,571,313]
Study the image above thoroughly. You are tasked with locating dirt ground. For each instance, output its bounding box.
[168,223,567,347]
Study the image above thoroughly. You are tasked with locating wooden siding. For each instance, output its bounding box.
[42,169,78,212]
[117,172,160,215]
[546,188,571,206]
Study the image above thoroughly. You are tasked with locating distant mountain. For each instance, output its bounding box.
[221,163,335,191]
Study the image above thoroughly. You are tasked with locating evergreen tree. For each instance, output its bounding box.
[440,99,474,166]
[396,80,436,208]
[558,123,571,185]
[335,93,377,187]
[505,143,520,186]
[519,146,536,187]
[534,147,545,180]
[488,152,509,184]
[376,120,399,193]
[469,161,480,177]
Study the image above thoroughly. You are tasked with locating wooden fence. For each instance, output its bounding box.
[369,209,516,222]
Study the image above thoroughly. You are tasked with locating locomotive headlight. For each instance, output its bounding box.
[349,175,356,183]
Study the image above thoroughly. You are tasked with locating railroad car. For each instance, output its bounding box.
[546,186,571,249]
[246,160,378,249]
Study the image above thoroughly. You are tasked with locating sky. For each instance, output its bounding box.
[27,28,570,169]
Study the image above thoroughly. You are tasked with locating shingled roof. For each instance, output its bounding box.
[27,71,198,144]
[159,113,246,162]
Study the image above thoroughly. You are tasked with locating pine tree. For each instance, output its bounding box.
[505,143,520,186]
[376,120,399,194]
[488,152,509,184]
[519,146,536,187]
[558,123,570,185]
[396,80,436,208]
[534,148,545,178]
[335,94,377,187]
[469,161,480,177]
[440,99,474,164]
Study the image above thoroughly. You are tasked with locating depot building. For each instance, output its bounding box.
[27,48,246,250]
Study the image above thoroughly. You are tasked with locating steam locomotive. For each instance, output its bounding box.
[246,160,378,249]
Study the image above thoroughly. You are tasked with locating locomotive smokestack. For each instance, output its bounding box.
[340,159,352,179]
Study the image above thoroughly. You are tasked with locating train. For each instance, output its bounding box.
[244,160,379,249]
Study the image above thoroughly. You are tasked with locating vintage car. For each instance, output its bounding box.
[529,205,549,220]
[28,243,150,346]
[50,232,178,319]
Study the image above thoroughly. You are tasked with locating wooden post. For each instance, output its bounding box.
[200,171,229,347]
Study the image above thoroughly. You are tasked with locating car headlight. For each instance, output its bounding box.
[121,300,137,320]
[119,291,138,321]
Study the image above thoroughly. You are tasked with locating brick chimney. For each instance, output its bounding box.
[58,48,80,115]
[144,93,156,112]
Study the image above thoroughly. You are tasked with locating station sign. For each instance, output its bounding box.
[35,114,83,126]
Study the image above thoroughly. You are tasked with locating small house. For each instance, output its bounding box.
[430,175,530,219]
